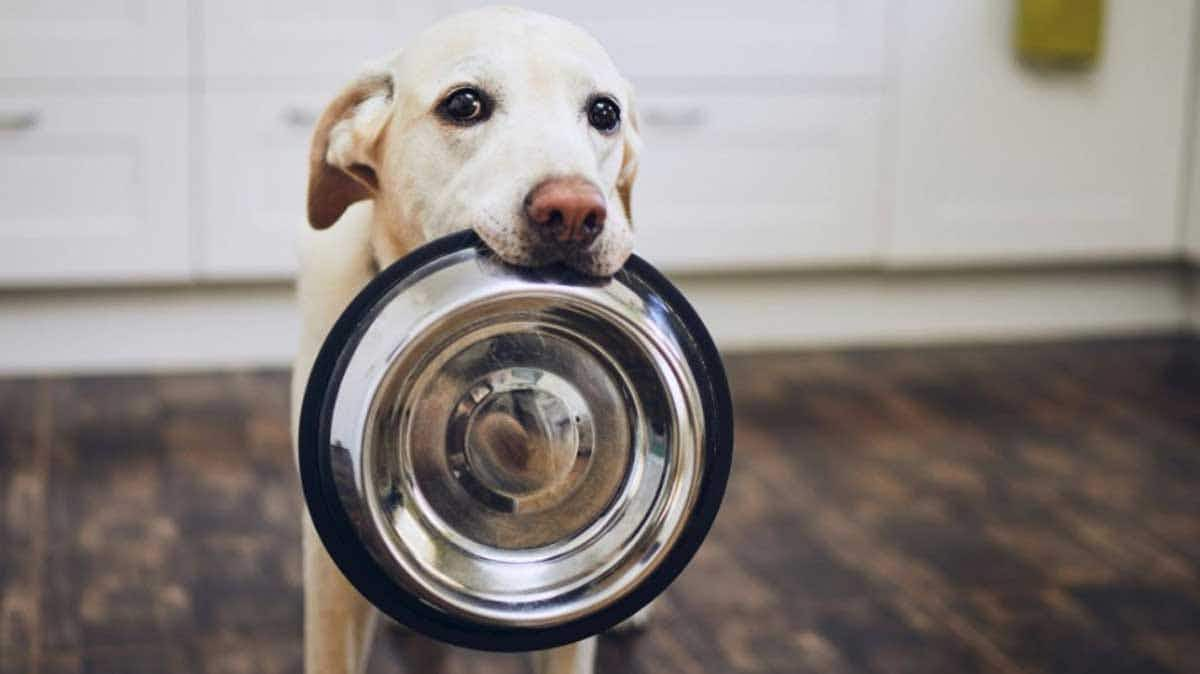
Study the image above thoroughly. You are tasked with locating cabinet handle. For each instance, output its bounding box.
[641,106,707,129]
[281,107,318,129]
[0,110,40,131]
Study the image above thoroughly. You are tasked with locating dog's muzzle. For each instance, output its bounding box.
[298,230,732,652]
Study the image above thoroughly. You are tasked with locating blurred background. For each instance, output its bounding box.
[2,1,1200,673]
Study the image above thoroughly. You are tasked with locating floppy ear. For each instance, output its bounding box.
[616,83,642,224]
[307,69,395,229]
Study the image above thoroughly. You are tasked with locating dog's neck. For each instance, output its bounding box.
[366,202,425,275]
[366,227,396,275]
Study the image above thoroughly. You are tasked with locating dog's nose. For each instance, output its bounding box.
[524,177,606,247]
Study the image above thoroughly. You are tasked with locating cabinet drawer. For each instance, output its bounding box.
[199,91,884,277]
[0,93,190,285]
[0,0,187,79]
[198,91,322,278]
[632,93,883,271]
[202,1,439,80]
[889,0,1193,265]
[446,0,889,80]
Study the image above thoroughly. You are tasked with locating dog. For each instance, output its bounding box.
[289,7,643,674]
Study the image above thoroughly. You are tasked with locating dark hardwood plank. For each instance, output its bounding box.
[0,379,48,674]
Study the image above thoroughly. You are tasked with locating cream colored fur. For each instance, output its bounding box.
[291,7,643,674]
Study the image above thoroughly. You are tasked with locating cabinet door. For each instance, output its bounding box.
[1191,186,1200,263]
[632,93,883,271]
[0,0,187,78]
[445,0,888,80]
[0,93,190,285]
[198,91,321,278]
[1187,88,1200,263]
[889,0,1193,265]
[202,1,439,80]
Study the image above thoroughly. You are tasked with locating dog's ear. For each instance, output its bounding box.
[307,69,395,229]
[616,82,642,224]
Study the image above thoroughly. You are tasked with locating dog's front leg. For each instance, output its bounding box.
[304,516,378,674]
[532,637,598,674]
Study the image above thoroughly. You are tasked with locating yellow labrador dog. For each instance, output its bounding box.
[290,7,642,674]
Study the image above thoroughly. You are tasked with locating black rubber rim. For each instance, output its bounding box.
[298,230,733,652]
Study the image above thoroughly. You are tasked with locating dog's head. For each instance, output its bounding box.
[306,7,641,277]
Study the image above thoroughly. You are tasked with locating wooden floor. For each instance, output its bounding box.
[2,337,1200,674]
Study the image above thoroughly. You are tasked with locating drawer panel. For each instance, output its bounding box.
[0,93,190,284]
[198,91,321,277]
[445,0,889,80]
[631,92,883,270]
[0,0,187,79]
[199,90,885,277]
[206,2,888,81]
[202,1,439,79]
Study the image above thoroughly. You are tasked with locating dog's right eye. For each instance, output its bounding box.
[437,87,490,125]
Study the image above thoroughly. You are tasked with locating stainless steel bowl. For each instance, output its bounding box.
[299,231,732,651]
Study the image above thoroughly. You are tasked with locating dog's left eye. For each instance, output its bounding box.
[587,96,620,133]
[437,87,490,124]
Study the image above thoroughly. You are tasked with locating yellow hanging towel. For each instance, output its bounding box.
[1015,0,1104,69]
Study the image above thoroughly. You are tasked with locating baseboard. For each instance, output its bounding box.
[681,265,1189,350]
[0,285,299,376]
[0,265,1190,376]
[1188,267,1200,332]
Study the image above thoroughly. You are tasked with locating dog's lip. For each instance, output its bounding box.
[481,246,619,281]
[472,229,620,279]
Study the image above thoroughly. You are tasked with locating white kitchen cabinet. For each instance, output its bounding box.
[887,0,1193,266]
[0,0,188,79]
[202,1,440,80]
[633,92,883,270]
[0,93,190,284]
[4,0,1197,290]
[197,91,326,278]
[447,0,889,81]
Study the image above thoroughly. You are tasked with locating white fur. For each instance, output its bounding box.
[292,7,644,674]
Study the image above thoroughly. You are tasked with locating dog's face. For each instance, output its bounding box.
[306,7,641,277]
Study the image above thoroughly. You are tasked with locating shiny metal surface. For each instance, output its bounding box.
[323,248,707,628]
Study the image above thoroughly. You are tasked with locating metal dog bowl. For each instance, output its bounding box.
[299,230,732,651]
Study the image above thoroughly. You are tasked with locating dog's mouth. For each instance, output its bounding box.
[471,226,628,279]
[477,248,617,289]
[478,243,617,280]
